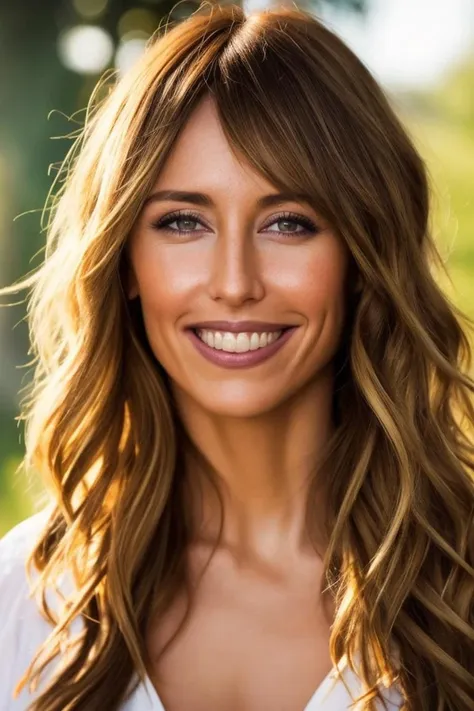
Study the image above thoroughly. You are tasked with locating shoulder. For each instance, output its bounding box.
[0,508,52,598]
[0,508,51,561]
[0,508,54,708]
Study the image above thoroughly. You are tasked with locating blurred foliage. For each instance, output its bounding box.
[1,1,473,536]
[399,54,474,315]
[432,53,474,131]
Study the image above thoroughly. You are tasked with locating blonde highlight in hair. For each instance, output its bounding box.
[1,3,473,709]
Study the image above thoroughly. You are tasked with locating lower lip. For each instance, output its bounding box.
[185,327,298,369]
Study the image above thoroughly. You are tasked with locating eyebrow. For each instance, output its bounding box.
[142,189,313,210]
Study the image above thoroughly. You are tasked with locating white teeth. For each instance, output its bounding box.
[196,329,283,353]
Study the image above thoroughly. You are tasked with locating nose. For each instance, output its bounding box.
[207,227,265,306]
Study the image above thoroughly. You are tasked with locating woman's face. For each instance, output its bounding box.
[126,95,351,418]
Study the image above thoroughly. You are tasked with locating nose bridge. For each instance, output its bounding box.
[209,217,263,303]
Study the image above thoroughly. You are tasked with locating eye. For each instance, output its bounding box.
[262,211,320,237]
[150,210,205,237]
[150,210,321,238]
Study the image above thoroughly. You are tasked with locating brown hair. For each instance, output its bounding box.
[1,3,473,709]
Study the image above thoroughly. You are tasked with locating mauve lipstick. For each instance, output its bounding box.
[185,326,298,369]
[186,320,293,333]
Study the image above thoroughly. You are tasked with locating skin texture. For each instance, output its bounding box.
[126,94,352,709]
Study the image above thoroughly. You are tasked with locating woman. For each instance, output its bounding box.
[0,3,473,710]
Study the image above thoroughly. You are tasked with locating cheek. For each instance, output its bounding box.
[280,240,349,316]
[131,235,349,321]
[295,242,350,370]
[132,244,203,319]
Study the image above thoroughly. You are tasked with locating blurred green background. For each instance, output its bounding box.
[0,0,473,537]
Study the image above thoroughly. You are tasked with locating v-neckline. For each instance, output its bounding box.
[138,654,356,711]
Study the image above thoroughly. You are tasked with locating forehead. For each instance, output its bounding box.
[153,95,275,198]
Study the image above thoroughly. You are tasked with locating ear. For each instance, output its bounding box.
[352,272,363,294]
[128,271,139,300]
[128,274,139,300]
[122,248,139,300]
[346,256,363,295]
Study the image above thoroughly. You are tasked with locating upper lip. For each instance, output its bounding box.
[187,321,294,333]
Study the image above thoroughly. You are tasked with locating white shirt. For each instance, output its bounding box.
[0,511,404,710]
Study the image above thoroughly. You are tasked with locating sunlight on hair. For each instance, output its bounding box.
[0,4,473,710]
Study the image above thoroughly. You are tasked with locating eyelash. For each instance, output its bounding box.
[150,210,320,238]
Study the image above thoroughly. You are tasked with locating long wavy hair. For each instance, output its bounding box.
[1,3,473,710]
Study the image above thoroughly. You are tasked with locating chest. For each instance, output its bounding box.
[145,552,335,711]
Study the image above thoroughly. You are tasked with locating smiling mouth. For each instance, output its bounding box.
[189,326,292,344]
[184,325,298,369]
[189,326,292,335]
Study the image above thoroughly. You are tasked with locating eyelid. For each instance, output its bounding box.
[261,210,318,231]
[151,208,320,233]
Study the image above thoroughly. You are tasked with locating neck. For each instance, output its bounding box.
[172,364,336,564]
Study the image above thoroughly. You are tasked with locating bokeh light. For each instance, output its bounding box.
[117,8,158,39]
[115,37,148,75]
[72,0,109,20]
[57,25,114,74]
